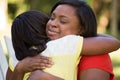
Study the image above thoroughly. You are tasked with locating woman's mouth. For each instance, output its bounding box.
[47,28,59,36]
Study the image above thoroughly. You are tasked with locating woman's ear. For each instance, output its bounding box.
[78,26,85,35]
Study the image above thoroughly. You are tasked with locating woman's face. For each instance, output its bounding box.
[46,4,81,40]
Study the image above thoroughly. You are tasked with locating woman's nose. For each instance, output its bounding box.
[49,19,58,28]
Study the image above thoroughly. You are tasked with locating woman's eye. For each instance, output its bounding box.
[60,20,67,24]
[50,16,55,20]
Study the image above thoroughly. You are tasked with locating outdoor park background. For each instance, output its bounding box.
[0,0,120,79]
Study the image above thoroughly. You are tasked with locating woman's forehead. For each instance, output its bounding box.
[52,4,77,18]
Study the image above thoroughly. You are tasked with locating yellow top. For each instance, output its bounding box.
[9,35,83,80]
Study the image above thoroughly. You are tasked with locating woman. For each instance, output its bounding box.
[28,0,119,80]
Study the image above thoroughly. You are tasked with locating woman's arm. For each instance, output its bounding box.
[81,34,120,55]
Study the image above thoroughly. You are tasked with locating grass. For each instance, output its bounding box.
[110,49,120,80]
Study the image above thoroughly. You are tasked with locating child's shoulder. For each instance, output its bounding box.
[50,35,82,42]
[47,35,83,45]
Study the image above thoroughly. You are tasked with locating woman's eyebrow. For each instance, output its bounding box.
[60,15,68,18]
[52,12,69,18]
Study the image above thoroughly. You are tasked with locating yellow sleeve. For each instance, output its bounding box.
[9,57,30,80]
[23,73,30,80]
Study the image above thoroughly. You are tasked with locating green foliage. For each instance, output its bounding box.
[24,0,58,15]
[8,0,58,20]
[8,0,16,3]
[8,0,30,23]
[86,0,93,7]
[8,3,18,19]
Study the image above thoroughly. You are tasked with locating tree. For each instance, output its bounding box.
[25,0,58,15]
[0,0,7,31]
[110,0,118,37]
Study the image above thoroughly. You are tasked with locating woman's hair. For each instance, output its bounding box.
[11,11,49,60]
[51,0,97,37]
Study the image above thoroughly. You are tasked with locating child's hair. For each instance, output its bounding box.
[51,0,97,37]
[11,11,49,60]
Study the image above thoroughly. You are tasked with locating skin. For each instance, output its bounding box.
[7,55,53,80]
[7,4,120,80]
[46,4,81,40]
[80,69,110,80]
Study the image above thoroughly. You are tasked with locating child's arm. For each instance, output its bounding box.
[28,70,63,80]
[81,34,120,55]
[6,56,53,80]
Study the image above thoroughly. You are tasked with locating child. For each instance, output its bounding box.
[10,10,83,80]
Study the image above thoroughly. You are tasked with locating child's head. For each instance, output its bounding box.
[11,11,49,60]
[46,0,97,40]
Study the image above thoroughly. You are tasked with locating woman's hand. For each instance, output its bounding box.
[15,55,53,74]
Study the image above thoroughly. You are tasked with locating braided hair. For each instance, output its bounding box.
[11,11,49,60]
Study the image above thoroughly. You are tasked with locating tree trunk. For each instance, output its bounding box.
[29,0,41,10]
[110,0,118,37]
[0,0,7,31]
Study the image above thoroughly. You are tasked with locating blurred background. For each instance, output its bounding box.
[0,0,120,79]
